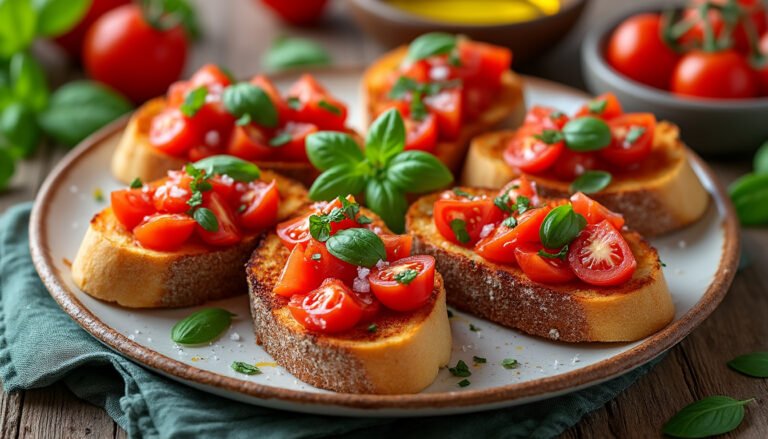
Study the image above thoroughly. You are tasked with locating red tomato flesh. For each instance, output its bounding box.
[369,255,436,312]
[514,243,575,284]
[567,220,637,287]
[601,113,656,167]
[133,214,196,251]
[474,206,551,264]
[288,278,363,333]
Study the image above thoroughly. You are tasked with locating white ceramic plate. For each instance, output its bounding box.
[30,71,739,417]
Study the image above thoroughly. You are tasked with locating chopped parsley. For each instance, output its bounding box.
[449,218,470,244]
[472,356,487,364]
[453,188,474,199]
[92,187,104,203]
[538,245,569,260]
[587,98,607,115]
[502,358,520,370]
[311,253,322,261]
[367,324,377,333]
[268,132,292,147]
[318,100,342,115]
[129,178,143,189]
[502,216,517,228]
[356,215,373,225]
[533,129,565,145]
[309,198,361,242]
[286,96,301,110]
[469,323,480,332]
[625,126,646,145]
[516,196,530,214]
[494,193,513,214]
[458,379,471,388]
[448,360,472,377]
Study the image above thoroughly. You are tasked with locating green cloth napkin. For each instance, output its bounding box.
[0,203,661,439]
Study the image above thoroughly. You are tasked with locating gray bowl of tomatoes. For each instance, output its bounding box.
[581,0,768,156]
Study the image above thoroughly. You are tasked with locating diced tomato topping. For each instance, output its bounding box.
[250,74,290,124]
[227,124,273,161]
[550,149,601,181]
[498,175,539,207]
[503,124,565,173]
[575,92,624,120]
[404,113,438,152]
[276,213,312,250]
[286,74,347,131]
[381,234,413,261]
[274,242,322,297]
[270,122,319,162]
[474,206,551,264]
[424,88,462,141]
[152,171,192,213]
[111,188,155,230]
[149,108,201,156]
[601,113,656,168]
[195,192,242,247]
[133,214,196,251]
[368,255,435,312]
[239,180,280,231]
[567,220,637,287]
[288,279,363,333]
[570,192,625,230]
[305,239,358,285]
[456,40,511,85]
[525,106,570,130]
[433,195,504,246]
[514,243,576,284]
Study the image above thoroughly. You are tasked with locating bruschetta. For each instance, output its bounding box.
[362,33,526,174]
[72,156,307,308]
[112,64,357,186]
[406,180,674,342]
[462,93,709,236]
[247,196,452,394]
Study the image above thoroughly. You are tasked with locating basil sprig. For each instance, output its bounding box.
[562,116,612,152]
[171,308,235,345]
[728,352,768,378]
[180,86,208,117]
[663,396,753,438]
[570,170,612,194]
[192,155,261,182]
[407,32,457,61]
[539,205,586,249]
[222,82,278,127]
[326,228,386,268]
[306,109,453,232]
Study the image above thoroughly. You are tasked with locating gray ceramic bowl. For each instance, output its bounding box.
[582,11,768,156]
[347,0,589,64]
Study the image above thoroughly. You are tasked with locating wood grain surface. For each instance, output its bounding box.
[1,0,766,437]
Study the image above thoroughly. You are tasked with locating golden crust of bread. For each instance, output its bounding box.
[110,97,323,186]
[461,121,710,236]
[70,170,308,308]
[406,189,675,343]
[246,211,452,394]
[361,46,526,174]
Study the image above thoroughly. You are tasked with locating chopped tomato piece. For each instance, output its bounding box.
[575,93,623,120]
[274,242,322,297]
[152,171,192,213]
[524,106,570,130]
[288,278,363,333]
[498,175,539,208]
[398,59,430,83]
[133,214,196,251]
[227,124,274,161]
[567,220,637,287]
[111,188,155,230]
[457,40,511,85]
[149,108,201,156]
[166,80,188,106]
[433,195,504,246]
[380,234,412,261]
[601,113,655,168]
[550,149,600,181]
[270,122,319,162]
[474,206,551,264]
[514,243,575,284]
[461,84,495,121]
[369,255,435,312]
[188,64,231,91]
[404,113,438,152]
[503,124,564,173]
[354,292,381,323]
[195,192,241,246]
[276,213,312,250]
[304,239,358,284]
[286,74,347,131]
[570,192,625,229]
[424,88,462,141]
[239,180,280,230]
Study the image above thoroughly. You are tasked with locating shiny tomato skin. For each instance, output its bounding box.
[54,0,131,58]
[424,88,462,141]
[149,108,201,156]
[568,220,637,287]
[570,192,625,229]
[606,13,679,89]
[133,213,196,251]
[288,279,363,334]
[757,33,768,95]
[550,149,601,181]
[152,172,192,213]
[433,196,504,246]
[457,40,512,85]
[474,206,551,264]
[260,0,329,25]
[274,242,322,297]
[304,239,358,285]
[381,234,413,262]
[524,106,570,130]
[276,213,312,250]
[575,93,624,120]
[404,114,438,152]
[83,4,188,103]
[671,50,759,99]
[239,180,280,230]
[271,122,319,162]
[369,255,436,312]
[601,113,656,167]
[514,243,575,284]
[195,193,241,247]
[188,64,232,89]
[503,124,564,173]
[227,124,274,161]
[287,74,347,131]
[680,0,767,54]
[498,175,540,208]
[111,188,155,230]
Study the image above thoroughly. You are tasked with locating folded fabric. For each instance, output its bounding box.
[0,203,661,439]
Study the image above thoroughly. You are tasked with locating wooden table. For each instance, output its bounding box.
[2,0,767,437]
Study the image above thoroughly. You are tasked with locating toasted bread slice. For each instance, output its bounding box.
[406,189,675,342]
[71,171,308,308]
[111,98,323,186]
[362,46,526,174]
[246,215,452,394]
[462,121,709,236]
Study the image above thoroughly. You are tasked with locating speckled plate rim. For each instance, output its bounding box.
[29,83,740,413]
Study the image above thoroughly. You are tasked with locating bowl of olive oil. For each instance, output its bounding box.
[347,0,589,63]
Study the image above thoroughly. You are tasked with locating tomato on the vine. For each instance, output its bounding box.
[260,0,329,26]
[679,0,767,54]
[54,0,131,58]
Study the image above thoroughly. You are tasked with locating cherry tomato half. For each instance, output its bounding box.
[433,195,504,246]
[575,93,624,120]
[152,171,192,213]
[524,106,570,130]
[133,213,196,251]
[503,124,564,173]
[149,108,201,156]
[227,124,273,161]
[424,88,462,141]
[111,188,155,230]
[239,180,280,230]
[601,113,656,167]
[570,192,625,229]
[381,234,413,262]
[286,74,347,131]
[288,278,363,334]
[474,206,551,264]
[404,113,438,152]
[369,255,436,312]
[514,243,575,284]
[567,220,637,287]
[195,193,241,246]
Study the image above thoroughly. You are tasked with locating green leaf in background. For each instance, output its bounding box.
[365,178,408,233]
[385,150,453,193]
[38,81,132,147]
[9,51,48,111]
[0,102,40,158]
[0,147,14,190]
[142,0,201,40]
[306,131,364,171]
[222,82,278,128]
[308,164,366,201]
[728,352,768,378]
[570,170,612,194]
[407,32,457,61]
[662,396,752,438]
[754,141,768,174]
[365,108,405,167]
[0,0,37,57]
[33,0,90,37]
[171,308,234,345]
[192,155,261,182]
[728,173,768,226]
[262,36,331,71]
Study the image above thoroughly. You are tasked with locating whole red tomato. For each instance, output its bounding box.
[260,0,328,25]
[755,33,768,95]
[606,13,680,89]
[54,0,131,58]
[84,4,188,103]
[679,0,767,54]
[671,50,758,98]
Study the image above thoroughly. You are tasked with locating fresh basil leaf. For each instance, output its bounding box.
[389,76,419,100]
[562,116,612,152]
[365,108,405,166]
[534,129,564,145]
[262,36,331,71]
[171,308,234,345]
[450,218,470,244]
[326,228,386,268]
[364,178,408,233]
[502,216,517,228]
[309,214,331,242]
[410,92,428,121]
[0,0,37,57]
[0,102,40,158]
[570,170,612,194]
[625,126,646,145]
[408,32,457,61]
[728,352,768,378]
[306,131,364,171]
[587,98,607,115]
[222,82,278,128]
[367,323,377,333]
[663,396,753,438]
[448,359,471,377]
[268,132,292,147]
[754,141,768,174]
[129,178,143,189]
[0,147,15,190]
[309,164,366,201]
[539,205,586,249]
[38,81,133,147]
[394,269,418,285]
[318,99,341,115]
[231,361,261,375]
[192,155,261,182]
[386,150,453,193]
[502,358,519,369]
[180,86,207,117]
[186,191,203,208]
[10,51,48,111]
[33,0,90,36]
[729,173,768,225]
[193,207,219,232]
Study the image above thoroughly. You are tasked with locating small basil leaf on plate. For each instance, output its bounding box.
[192,155,261,182]
[309,164,367,201]
[386,150,453,193]
[662,396,753,438]
[365,108,405,166]
[193,207,219,232]
[0,148,16,191]
[728,352,768,378]
[326,228,386,268]
[262,36,331,71]
[754,141,768,174]
[539,205,586,249]
[728,173,768,225]
[502,358,519,369]
[562,116,612,152]
[407,32,457,61]
[180,86,208,117]
[231,361,261,375]
[306,131,364,171]
[365,178,408,233]
[171,308,235,345]
[223,82,278,128]
[570,170,612,194]
[34,0,90,37]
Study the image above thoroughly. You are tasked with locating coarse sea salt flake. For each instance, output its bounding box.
[479,223,495,239]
